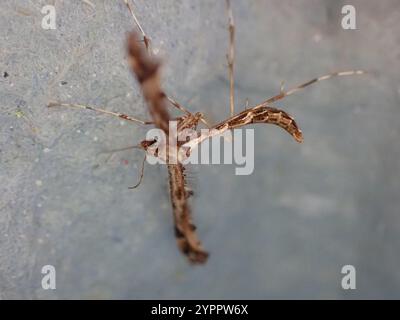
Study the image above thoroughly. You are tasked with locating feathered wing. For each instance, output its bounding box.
[126,32,208,264]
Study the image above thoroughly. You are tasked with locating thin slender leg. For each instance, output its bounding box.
[48,101,152,125]
[226,0,235,117]
[166,96,192,115]
[122,0,201,119]
[199,116,212,129]
[81,0,95,9]
[259,70,366,106]
[167,96,212,128]
[129,154,147,189]
[123,0,150,51]
[98,145,142,155]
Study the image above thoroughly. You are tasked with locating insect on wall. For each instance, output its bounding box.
[48,0,365,264]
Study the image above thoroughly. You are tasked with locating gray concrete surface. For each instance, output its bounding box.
[1,0,400,299]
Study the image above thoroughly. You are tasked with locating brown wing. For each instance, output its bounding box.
[127,32,208,264]
[213,105,303,143]
[168,164,208,263]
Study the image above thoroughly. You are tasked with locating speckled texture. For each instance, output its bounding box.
[1,0,400,299]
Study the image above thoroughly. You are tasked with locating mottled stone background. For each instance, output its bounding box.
[1,0,399,299]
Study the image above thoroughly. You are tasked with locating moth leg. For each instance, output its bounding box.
[199,115,212,129]
[260,70,366,105]
[226,0,235,117]
[123,1,201,119]
[166,96,194,116]
[48,101,152,125]
[81,0,95,9]
[129,154,147,189]
[98,145,142,154]
[123,0,150,50]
